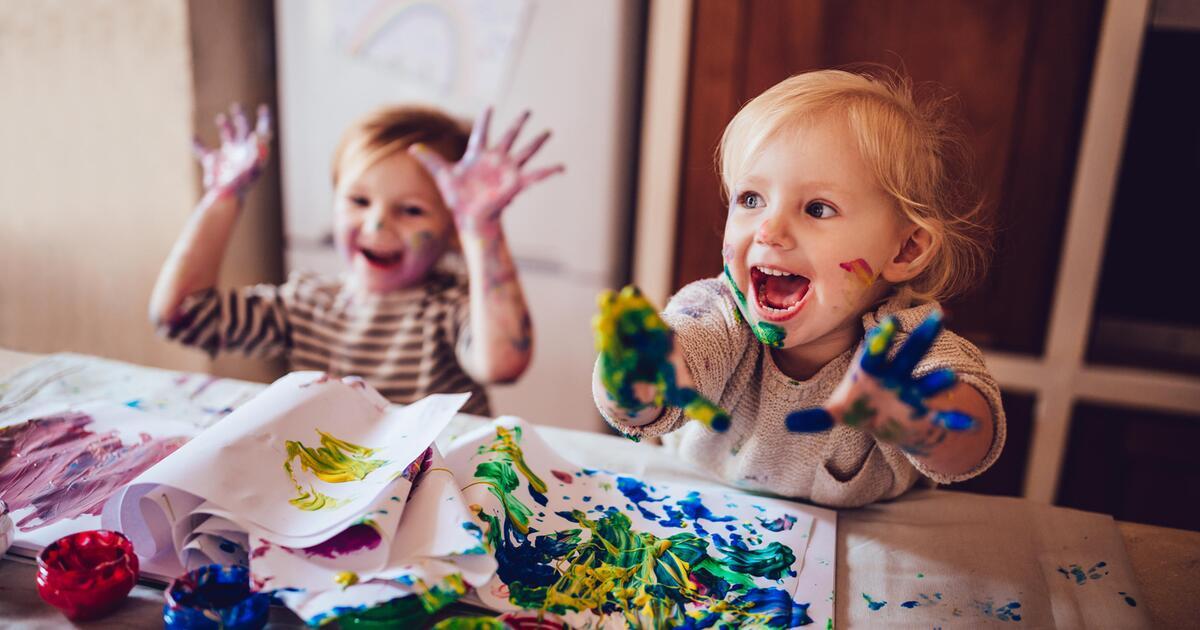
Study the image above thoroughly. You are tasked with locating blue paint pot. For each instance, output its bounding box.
[162,564,269,629]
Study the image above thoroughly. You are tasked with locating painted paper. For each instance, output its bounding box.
[443,417,837,628]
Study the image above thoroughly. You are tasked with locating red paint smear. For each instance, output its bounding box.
[0,412,188,531]
[296,523,382,559]
[551,470,573,484]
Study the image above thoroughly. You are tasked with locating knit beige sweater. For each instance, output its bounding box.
[595,278,1006,508]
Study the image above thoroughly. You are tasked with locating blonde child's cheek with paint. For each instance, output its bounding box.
[721,242,888,350]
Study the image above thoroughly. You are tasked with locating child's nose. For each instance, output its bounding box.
[362,205,388,233]
[754,214,793,249]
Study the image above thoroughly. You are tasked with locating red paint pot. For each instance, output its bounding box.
[498,611,568,630]
[36,530,139,620]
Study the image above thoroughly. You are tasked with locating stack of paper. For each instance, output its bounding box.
[103,372,494,624]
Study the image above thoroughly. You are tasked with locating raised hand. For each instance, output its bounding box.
[193,103,272,201]
[594,286,731,432]
[785,311,976,455]
[409,107,564,236]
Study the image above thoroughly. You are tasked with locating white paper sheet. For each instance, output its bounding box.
[105,372,467,545]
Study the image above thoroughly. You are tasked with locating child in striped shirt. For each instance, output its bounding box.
[150,105,561,415]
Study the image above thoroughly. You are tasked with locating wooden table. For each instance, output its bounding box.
[1,349,1197,628]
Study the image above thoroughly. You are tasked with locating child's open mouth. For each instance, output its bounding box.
[751,265,809,320]
[358,246,403,269]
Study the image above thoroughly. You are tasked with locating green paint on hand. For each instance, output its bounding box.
[593,286,731,432]
[842,395,878,428]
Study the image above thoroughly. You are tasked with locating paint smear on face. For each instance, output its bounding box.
[723,264,787,348]
[838,258,875,288]
[283,431,387,511]
[0,412,188,531]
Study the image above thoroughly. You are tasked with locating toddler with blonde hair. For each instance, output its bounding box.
[152,104,560,415]
[594,69,1004,507]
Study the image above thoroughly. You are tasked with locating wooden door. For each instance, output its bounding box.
[673,0,1104,356]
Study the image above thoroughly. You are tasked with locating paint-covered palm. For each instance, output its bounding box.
[410,108,563,236]
[785,311,976,455]
[593,286,731,432]
[193,103,271,200]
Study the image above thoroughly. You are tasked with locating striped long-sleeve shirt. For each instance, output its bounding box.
[161,270,490,415]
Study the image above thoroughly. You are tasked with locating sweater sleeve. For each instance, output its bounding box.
[596,278,747,439]
[157,274,298,359]
[864,301,1007,484]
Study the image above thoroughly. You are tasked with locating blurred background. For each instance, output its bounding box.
[1,0,1197,531]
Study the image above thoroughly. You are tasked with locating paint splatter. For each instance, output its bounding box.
[468,426,809,627]
[974,599,1021,622]
[897,593,941,609]
[838,258,875,288]
[862,593,887,611]
[283,430,387,511]
[550,470,573,484]
[295,523,382,558]
[1057,561,1108,585]
[0,412,187,530]
[334,571,359,587]
[1119,591,1137,607]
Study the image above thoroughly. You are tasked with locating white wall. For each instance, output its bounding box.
[0,0,282,382]
[275,1,644,431]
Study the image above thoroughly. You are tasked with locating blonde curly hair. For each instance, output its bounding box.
[718,68,991,302]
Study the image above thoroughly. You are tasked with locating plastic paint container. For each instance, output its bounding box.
[35,530,139,620]
[162,564,269,630]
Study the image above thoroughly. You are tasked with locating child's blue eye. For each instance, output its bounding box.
[737,192,764,209]
[806,201,837,219]
[349,196,369,208]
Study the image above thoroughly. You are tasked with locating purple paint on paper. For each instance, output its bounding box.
[297,523,382,559]
[0,412,187,531]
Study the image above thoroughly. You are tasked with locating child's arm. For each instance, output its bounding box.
[409,109,560,384]
[787,312,996,478]
[149,104,272,328]
[591,286,731,432]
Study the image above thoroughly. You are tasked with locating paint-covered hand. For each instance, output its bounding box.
[593,286,731,432]
[785,311,976,455]
[193,103,272,201]
[409,107,564,236]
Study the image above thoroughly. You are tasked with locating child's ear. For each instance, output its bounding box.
[881,225,933,283]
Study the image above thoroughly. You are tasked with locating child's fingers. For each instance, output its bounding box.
[891,310,943,377]
[465,106,493,158]
[931,410,976,432]
[231,103,249,140]
[216,112,235,145]
[518,164,565,190]
[860,316,897,374]
[192,136,210,161]
[914,368,957,398]
[514,130,551,167]
[255,104,273,140]
[497,110,530,154]
[408,143,450,177]
[785,407,835,433]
